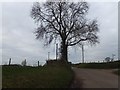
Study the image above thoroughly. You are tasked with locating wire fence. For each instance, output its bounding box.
[1,52,118,66]
[2,55,46,66]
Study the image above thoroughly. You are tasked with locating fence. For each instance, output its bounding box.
[2,57,46,67]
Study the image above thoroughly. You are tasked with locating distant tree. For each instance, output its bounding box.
[21,59,27,66]
[111,54,115,62]
[31,1,99,62]
[105,57,111,62]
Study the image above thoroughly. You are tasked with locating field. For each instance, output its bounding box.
[72,60,120,69]
[2,62,73,88]
[2,60,120,88]
[72,60,120,76]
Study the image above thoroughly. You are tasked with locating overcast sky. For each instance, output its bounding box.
[1,1,118,66]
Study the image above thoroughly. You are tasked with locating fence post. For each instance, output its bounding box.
[38,61,39,67]
[9,58,11,65]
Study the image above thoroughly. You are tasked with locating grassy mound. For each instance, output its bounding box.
[73,60,120,69]
[2,62,73,88]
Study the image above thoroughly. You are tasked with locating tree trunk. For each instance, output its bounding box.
[60,40,68,62]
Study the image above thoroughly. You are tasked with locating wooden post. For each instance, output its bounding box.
[38,61,39,67]
[25,59,26,66]
[9,58,11,65]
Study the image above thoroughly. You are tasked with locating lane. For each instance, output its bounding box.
[72,67,118,88]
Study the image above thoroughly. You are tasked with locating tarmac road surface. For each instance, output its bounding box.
[71,67,118,88]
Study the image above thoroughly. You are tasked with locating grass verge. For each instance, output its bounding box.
[2,62,73,88]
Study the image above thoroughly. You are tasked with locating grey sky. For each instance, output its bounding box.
[118,1,120,60]
[0,3,2,64]
[1,2,118,65]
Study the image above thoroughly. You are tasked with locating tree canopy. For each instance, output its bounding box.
[31,1,99,61]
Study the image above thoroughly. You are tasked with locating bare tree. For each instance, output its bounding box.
[105,57,111,62]
[31,1,99,62]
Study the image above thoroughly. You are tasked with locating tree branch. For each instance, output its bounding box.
[68,38,87,46]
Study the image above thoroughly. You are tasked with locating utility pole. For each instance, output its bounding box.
[81,44,84,63]
[56,43,58,60]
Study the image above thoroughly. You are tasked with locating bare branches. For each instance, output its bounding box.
[68,38,88,46]
[66,19,99,46]
[31,1,99,47]
[31,1,99,61]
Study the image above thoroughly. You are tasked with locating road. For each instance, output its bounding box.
[71,67,118,88]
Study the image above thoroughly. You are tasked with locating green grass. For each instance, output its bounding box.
[3,63,73,88]
[72,60,120,69]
